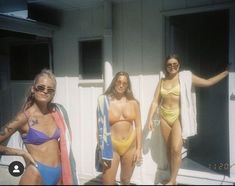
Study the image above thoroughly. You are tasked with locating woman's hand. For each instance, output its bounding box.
[133,149,142,166]
[148,120,154,131]
[224,62,231,72]
[20,150,38,168]
[102,160,111,169]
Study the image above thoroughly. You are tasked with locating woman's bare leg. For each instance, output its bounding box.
[120,145,136,185]
[102,151,120,185]
[167,120,182,185]
[19,164,42,185]
[160,119,172,183]
[160,119,172,166]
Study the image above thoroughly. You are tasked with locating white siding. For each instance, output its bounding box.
[53,5,104,76]
[113,0,163,75]
[51,0,235,184]
[53,75,167,184]
[54,78,103,178]
[229,7,235,178]
[1,0,235,185]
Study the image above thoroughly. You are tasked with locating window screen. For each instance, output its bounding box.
[79,39,102,79]
[10,43,50,80]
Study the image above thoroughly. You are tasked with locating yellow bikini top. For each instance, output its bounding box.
[160,80,180,97]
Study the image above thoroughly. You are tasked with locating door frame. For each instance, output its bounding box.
[228,7,235,179]
[162,3,235,179]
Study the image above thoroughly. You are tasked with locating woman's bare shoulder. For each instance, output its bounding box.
[129,99,140,107]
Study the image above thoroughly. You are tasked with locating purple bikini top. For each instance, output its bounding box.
[22,112,60,145]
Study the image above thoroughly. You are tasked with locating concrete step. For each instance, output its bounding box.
[177,158,235,185]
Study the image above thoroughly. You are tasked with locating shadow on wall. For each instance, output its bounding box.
[142,122,170,184]
[231,93,235,100]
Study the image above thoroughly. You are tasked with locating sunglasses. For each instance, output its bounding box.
[116,80,128,87]
[166,63,179,69]
[34,85,55,94]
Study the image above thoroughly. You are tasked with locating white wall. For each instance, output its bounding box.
[52,2,107,182]
[51,0,235,184]
[1,0,233,184]
[52,0,168,184]
[113,0,163,75]
[229,7,235,178]
[53,4,104,76]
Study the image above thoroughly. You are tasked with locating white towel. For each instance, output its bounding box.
[179,71,197,139]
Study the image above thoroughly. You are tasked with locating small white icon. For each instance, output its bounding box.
[9,161,24,176]
[13,165,20,173]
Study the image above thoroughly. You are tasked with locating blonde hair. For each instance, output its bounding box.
[104,71,136,100]
[22,69,56,111]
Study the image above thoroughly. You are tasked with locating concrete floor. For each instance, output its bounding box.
[0,165,136,185]
[0,164,101,185]
[0,165,20,185]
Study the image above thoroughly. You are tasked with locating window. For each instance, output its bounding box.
[10,42,50,80]
[79,39,103,79]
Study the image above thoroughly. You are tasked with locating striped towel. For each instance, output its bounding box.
[52,103,79,185]
[96,95,113,172]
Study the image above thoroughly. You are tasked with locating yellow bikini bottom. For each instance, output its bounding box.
[160,106,180,126]
[111,130,136,156]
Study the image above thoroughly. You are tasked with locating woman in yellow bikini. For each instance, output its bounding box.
[147,54,229,185]
[97,71,142,185]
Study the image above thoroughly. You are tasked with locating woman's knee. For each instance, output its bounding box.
[171,145,181,156]
[102,171,116,185]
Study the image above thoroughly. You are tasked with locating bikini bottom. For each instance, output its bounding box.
[160,105,180,126]
[36,161,62,185]
[111,130,136,156]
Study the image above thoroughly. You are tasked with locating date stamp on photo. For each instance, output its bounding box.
[208,163,230,170]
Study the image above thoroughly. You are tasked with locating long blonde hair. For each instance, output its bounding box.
[104,71,136,100]
[22,69,56,111]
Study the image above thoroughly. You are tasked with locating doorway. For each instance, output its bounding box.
[165,10,229,175]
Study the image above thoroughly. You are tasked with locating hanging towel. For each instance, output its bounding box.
[179,71,197,139]
[96,95,113,172]
[52,103,79,185]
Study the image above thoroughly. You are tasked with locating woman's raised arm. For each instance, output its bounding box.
[192,70,228,87]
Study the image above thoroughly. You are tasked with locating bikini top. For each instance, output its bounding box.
[160,80,180,97]
[22,112,60,145]
[108,97,136,124]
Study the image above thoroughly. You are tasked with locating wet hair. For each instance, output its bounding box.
[22,69,57,111]
[164,54,181,74]
[104,71,136,100]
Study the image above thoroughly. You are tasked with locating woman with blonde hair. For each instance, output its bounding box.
[96,71,142,185]
[0,69,78,185]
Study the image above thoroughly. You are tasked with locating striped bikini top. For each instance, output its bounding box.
[22,112,60,145]
[160,80,180,97]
